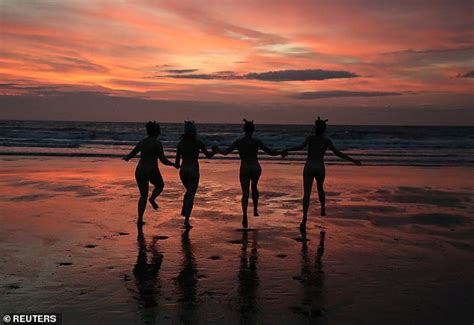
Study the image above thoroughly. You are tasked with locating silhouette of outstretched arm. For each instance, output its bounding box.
[328,140,361,165]
[123,141,141,161]
[286,137,310,152]
[157,142,176,167]
[257,139,283,156]
[213,140,238,155]
[199,141,214,158]
[175,145,182,169]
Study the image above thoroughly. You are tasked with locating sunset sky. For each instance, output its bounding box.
[0,0,473,124]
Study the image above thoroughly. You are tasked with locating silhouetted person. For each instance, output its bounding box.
[176,228,198,324]
[296,228,325,319]
[238,230,259,322]
[175,121,214,228]
[124,121,177,225]
[286,117,361,229]
[133,225,163,324]
[213,119,285,228]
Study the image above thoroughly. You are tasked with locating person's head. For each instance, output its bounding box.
[314,116,328,136]
[146,121,160,137]
[243,118,254,135]
[183,120,197,140]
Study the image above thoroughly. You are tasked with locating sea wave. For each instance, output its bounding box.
[1,120,473,167]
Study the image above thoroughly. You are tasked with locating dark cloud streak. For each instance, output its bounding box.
[163,69,199,73]
[165,69,358,81]
[457,70,474,78]
[292,90,402,99]
[166,73,236,80]
[246,69,358,81]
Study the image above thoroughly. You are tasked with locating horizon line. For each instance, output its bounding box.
[1,119,473,127]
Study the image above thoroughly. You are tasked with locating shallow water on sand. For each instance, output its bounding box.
[0,158,473,324]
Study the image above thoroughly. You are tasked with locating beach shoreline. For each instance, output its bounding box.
[0,157,473,324]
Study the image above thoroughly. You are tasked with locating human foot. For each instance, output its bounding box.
[299,217,307,230]
[320,208,326,216]
[253,209,259,217]
[149,198,159,210]
[184,218,193,229]
[242,215,248,228]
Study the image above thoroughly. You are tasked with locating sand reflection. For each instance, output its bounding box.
[176,228,198,323]
[238,230,259,322]
[295,229,325,320]
[133,226,163,324]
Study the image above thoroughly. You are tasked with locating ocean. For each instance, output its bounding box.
[0,120,473,166]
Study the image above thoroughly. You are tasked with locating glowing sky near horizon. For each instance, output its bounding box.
[0,0,473,123]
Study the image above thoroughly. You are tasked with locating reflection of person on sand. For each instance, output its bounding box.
[295,228,325,319]
[175,121,214,228]
[286,117,361,229]
[213,119,286,228]
[238,230,259,322]
[133,226,163,324]
[176,228,198,323]
[123,121,177,225]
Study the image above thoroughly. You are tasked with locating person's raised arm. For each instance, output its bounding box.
[286,136,310,152]
[328,140,361,165]
[257,139,282,156]
[199,141,214,158]
[123,141,141,161]
[157,142,176,167]
[213,140,238,155]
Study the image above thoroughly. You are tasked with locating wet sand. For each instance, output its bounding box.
[0,157,473,324]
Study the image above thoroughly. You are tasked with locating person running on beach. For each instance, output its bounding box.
[123,121,177,225]
[213,119,286,229]
[286,116,361,230]
[175,121,214,228]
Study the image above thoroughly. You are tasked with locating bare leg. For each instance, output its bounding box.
[251,181,259,216]
[316,168,326,216]
[251,166,261,216]
[240,171,251,228]
[149,173,164,210]
[180,168,199,228]
[301,164,314,229]
[136,177,149,225]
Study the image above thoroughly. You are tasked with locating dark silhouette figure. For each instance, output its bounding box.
[214,119,285,228]
[286,117,361,229]
[238,230,259,322]
[176,228,198,324]
[295,228,326,319]
[124,121,177,225]
[133,225,163,324]
[175,121,214,228]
